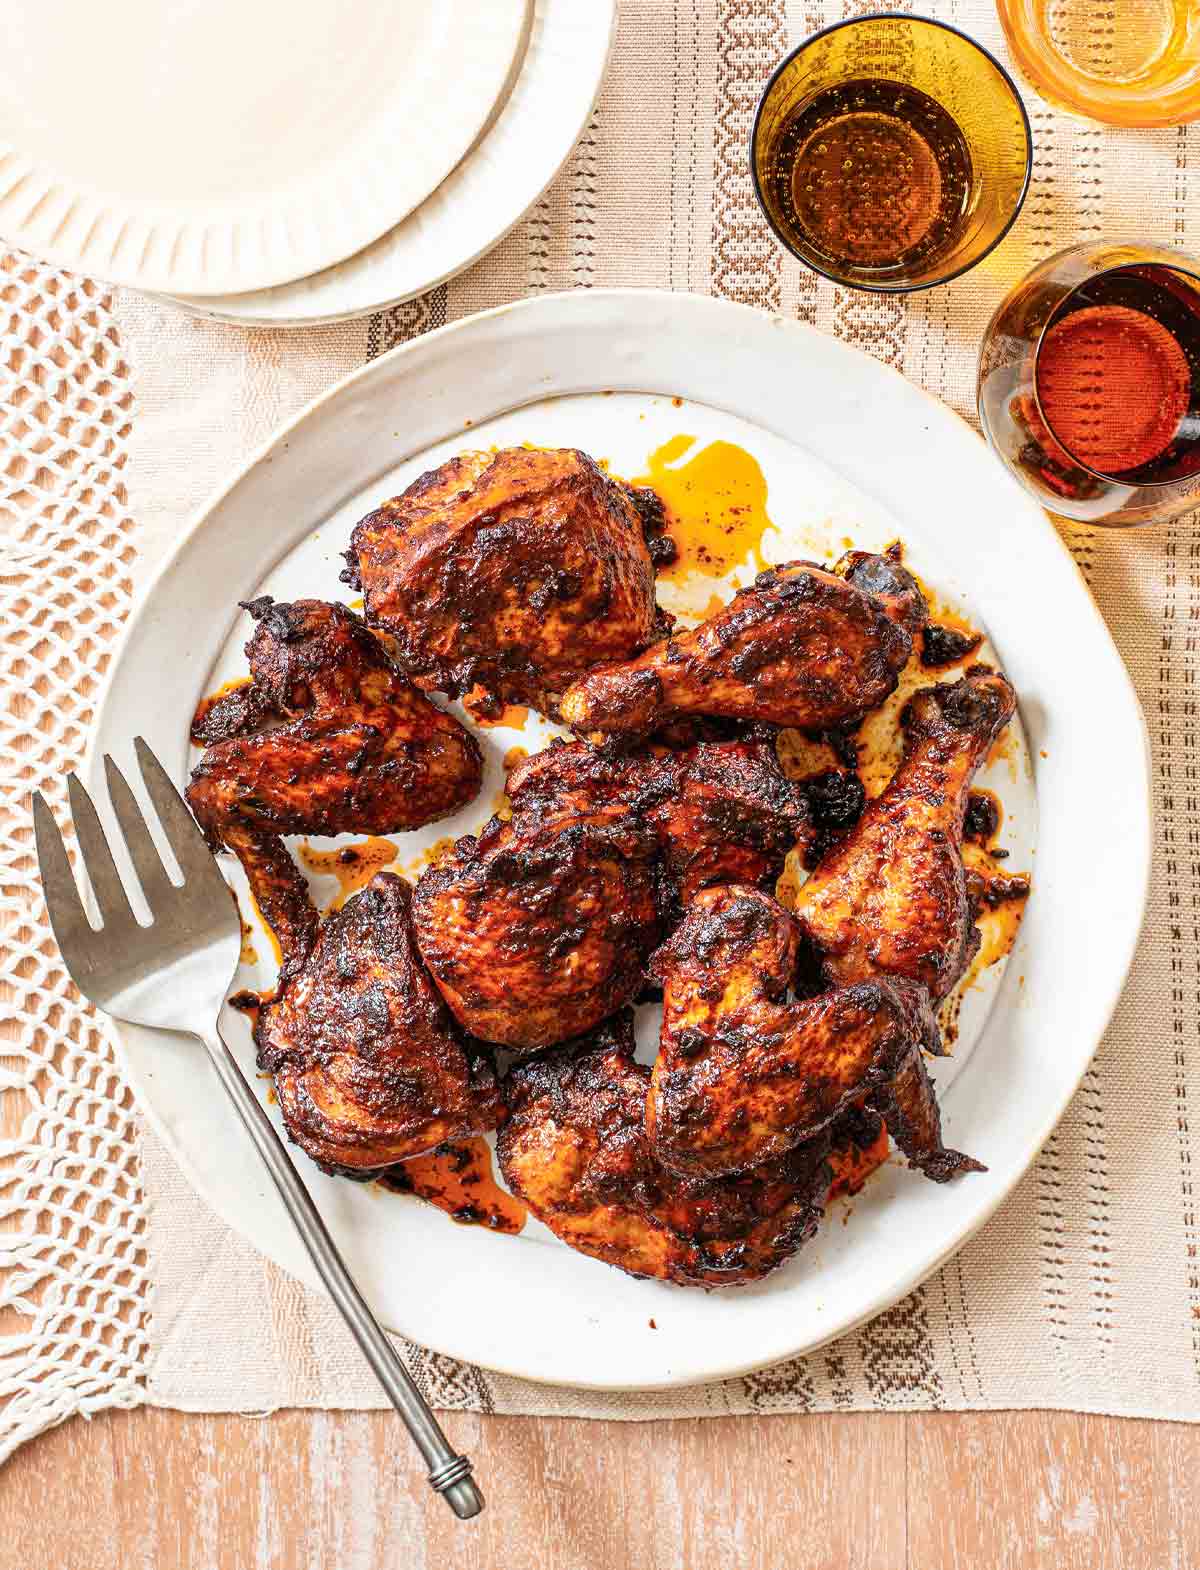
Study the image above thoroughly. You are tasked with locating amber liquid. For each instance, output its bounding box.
[1034,267,1200,483]
[380,1138,526,1234]
[768,79,973,275]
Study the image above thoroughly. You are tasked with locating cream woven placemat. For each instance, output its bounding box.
[3,0,1199,1450]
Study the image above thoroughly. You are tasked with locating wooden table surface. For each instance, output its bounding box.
[4,1406,1196,1568]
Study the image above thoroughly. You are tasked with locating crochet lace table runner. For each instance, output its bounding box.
[4,0,1200,1454]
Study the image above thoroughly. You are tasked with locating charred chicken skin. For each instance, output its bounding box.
[187,598,481,978]
[504,735,814,907]
[188,597,482,842]
[795,667,1017,1008]
[255,871,503,1172]
[347,447,669,719]
[409,734,807,1052]
[496,1011,832,1287]
[411,814,660,1053]
[837,545,930,639]
[647,884,979,1182]
[558,555,924,739]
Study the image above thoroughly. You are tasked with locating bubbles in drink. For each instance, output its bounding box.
[767,79,973,274]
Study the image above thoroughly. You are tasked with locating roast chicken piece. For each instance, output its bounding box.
[187,599,482,978]
[559,556,924,739]
[188,597,482,842]
[409,733,806,1049]
[347,447,669,718]
[647,884,979,1182]
[496,1012,832,1287]
[504,735,814,907]
[411,813,660,1053]
[255,871,503,1172]
[871,1048,986,1185]
[222,825,319,984]
[795,667,1017,1008]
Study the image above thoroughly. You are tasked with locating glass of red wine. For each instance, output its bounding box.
[978,242,1200,526]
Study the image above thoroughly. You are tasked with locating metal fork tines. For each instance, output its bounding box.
[34,743,238,1029]
[33,738,484,1520]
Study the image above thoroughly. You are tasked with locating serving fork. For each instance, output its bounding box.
[32,737,484,1520]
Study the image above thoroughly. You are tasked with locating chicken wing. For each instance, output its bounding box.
[496,1012,832,1287]
[795,667,1017,1007]
[647,884,978,1180]
[347,447,669,719]
[411,814,660,1052]
[222,824,319,983]
[187,597,482,843]
[558,556,922,739]
[256,871,503,1172]
[870,1047,984,1185]
[505,735,813,908]
[187,598,482,977]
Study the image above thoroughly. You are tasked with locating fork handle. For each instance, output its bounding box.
[197,1025,484,1520]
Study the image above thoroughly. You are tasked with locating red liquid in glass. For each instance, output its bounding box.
[1037,305,1191,476]
[1033,266,1200,482]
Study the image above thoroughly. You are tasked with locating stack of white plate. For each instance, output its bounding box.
[0,0,616,325]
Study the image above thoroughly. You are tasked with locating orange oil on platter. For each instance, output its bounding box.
[854,650,937,798]
[907,567,987,667]
[469,696,530,730]
[239,918,258,966]
[490,745,532,820]
[380,1137,527,1234]
[228,988,264,1026]
[632,435,778,584]
[244,886,283,971]
[976,888,1029,969]
[298,837,398,911]
[403,834,458,879]
[940,847,1031,1043]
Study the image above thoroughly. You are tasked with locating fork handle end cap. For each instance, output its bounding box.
[428,1455,484,1518]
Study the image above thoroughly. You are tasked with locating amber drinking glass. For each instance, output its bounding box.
[978,242,1200,527]
[751,15,1032,293]
[996,0,1200,127]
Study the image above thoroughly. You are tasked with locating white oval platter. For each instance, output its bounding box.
[87,291,1150,1389]
[165,0,618,326]
[0,0,529,296]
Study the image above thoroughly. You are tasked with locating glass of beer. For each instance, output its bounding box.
[978,241,1200,526]
[750,15,1032,293]
[996,0,1200,127]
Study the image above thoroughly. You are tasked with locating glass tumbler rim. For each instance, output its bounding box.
[995,0,1200,129]
[749,12,1035,295]
[1030,250,1200,489]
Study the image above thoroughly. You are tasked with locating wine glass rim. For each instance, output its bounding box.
[748,12,1034,296]
[1033,258,1200,487]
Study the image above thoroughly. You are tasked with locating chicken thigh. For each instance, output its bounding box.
[256,872,503,1172]
[411,814,660,1052]
[496,1012,832,1287]
[505,735,814,908]
[347,447,669,719]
